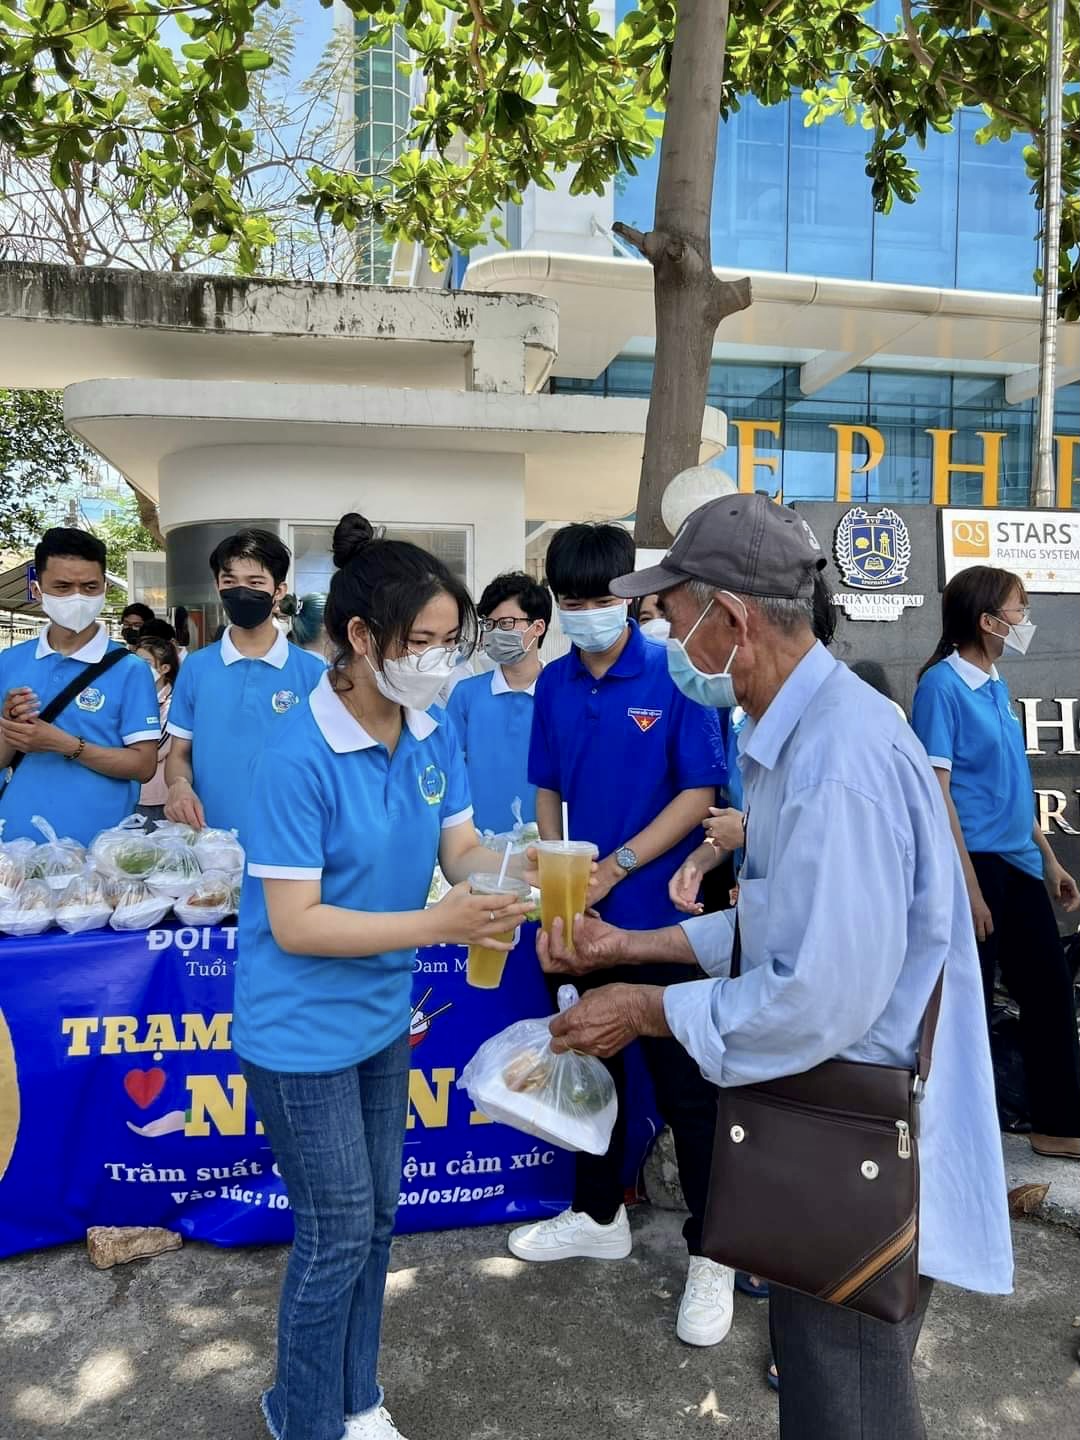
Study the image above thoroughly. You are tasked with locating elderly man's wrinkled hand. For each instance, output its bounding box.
[549,983,669,1058]
[537,912,625,976]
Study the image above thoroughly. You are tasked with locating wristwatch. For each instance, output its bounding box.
[614,845,639,875]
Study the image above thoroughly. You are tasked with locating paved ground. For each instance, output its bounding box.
[1004,1134,1080,1231]
[0,1209,1078,1440]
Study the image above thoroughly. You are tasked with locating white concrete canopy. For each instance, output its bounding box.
[465,252,1080,392]
[0,262,559,395]
[64,378,726,526]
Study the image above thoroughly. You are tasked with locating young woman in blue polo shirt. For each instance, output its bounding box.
[235,513,532,1440]
[913,564,1080,1160]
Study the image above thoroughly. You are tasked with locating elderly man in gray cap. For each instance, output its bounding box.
[541,493,1011,1440]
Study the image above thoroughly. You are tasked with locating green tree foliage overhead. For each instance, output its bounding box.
[0,2,1077,309]
[0,388,93,551]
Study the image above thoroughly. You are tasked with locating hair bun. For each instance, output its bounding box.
[332,512,375,569]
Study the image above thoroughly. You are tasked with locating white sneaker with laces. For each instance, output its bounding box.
[346,1404,408,1440]
[507,1204,633,1262]
[676,1256,735,1346]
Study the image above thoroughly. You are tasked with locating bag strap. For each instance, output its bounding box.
[6,645,129,779]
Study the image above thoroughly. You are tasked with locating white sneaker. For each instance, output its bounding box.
[676,1256,735,1346]
[507,1205,633,1262]
[346,1404,408,1440]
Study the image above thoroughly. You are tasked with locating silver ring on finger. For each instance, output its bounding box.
[489,910,495,923]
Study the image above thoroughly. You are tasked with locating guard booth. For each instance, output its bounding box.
[795,500,1080,883]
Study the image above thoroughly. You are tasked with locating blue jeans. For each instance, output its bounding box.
[242,1033,411,1440]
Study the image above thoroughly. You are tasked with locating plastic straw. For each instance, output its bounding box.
[497,838,512,888]
[562,801,570,842]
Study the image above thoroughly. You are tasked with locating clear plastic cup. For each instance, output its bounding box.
[535,840,598,955]
[466,872,532,989]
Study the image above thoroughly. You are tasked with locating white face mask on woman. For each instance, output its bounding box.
[367,648,458,711]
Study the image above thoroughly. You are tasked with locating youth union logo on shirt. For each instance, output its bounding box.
[75,687,106,713]
[270,690,300,715]
[628,707,662,733]
[417,764,446,806]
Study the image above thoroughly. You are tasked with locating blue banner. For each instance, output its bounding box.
[0,924,659,1256]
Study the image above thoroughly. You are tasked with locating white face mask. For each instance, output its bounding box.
[367,647,458,711]
[989,612,1036,657]
[38,590,105,634]
[640,617,671,641]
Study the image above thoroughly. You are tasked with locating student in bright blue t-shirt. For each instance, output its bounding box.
[164,528,324,840]
[0,528,159,844]
[506,521,732,1351]
[446,570,552,834]
[235,513,531,1440]
[912,564,1080,1162]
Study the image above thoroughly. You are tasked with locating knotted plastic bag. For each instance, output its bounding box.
[90,815,160,882]
[174,871,234,927]
[193,827,245,879]
[457,985,617,1154]
[0,880,55,937]
[55,869,114,935]
[29,816,85,893]
[146,838,203,900]
[109,880,172,932]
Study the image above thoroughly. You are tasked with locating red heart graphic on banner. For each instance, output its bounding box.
[124,1068,166,1110]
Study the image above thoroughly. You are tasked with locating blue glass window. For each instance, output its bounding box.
[956,111,1037,294]
[712,101,788,272]
[873,126,959,288]
[787,114,873,278]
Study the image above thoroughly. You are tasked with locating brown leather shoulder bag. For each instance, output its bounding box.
[701,916,943,1324]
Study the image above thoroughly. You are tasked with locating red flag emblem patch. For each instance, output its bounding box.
[628,707,662,733]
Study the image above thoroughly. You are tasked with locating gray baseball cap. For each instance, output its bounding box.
[610,493,827,601]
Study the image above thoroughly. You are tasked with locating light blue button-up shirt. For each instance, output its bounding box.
[663,643,1013,1296]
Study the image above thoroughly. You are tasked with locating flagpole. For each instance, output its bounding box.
[1033,0,1065,507]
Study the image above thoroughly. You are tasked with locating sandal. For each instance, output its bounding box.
[735,1272,770,1299]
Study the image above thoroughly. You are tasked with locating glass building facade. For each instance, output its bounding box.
[353,21,412,283]
[562,4,1074,507]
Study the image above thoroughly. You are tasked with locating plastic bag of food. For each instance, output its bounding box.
[0,847,24,905]
[150,821,198,845]
[146,839,203,899]
[479,796,540,856]
[174,870,234,927]
[457,986,617,1154]
[90,815,160,882]
[109,880,172,932]
[0,880,55,937]
[193,827,244,877]
[30,816,86,893]
[55,869,113,935]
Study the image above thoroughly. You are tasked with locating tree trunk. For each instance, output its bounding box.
[128,482,165,549]
[614,0,751,547]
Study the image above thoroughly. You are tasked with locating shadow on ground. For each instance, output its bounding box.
[0,1209,1078,1438]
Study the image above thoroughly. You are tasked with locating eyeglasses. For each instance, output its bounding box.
[403,642,466,671]
[478,617,531,633]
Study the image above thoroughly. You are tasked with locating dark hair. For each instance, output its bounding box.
[851,660,896,702]
[544,523,635,602]
[918,565,1026,679]
[35,527,106,577]
[208,528,290,587]
[811,572,836,648]
[141,617,177,643]
[121,602,155,625]
[135,634,181,689]
[280,592,328,649]
[325,513,476,678]
[478,571,552,649]
[173,606,191,648]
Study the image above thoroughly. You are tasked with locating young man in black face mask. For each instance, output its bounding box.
[121,602,156,648]
[164,529,325,839]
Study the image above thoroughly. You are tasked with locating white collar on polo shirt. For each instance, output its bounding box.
[220,625,290,670]
[945,649,999,691]
[35,622,110,663]
[491,663,537,698]
[309,671,438,753]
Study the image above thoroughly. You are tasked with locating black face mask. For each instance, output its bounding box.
[221,587,275,630]
[122,626,142,645]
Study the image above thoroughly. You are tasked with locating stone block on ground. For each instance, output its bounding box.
[86,1225,183,1269]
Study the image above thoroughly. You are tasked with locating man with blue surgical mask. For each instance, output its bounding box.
[540,494,1012,1440]
[510,521,734,1352]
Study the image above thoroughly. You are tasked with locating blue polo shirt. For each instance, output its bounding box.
[167,628,325,839]
[0,625,160,844]
[912,651,1041,878]
[446,664,537,834]
[233,671,473,1073]
[528,621,727,929]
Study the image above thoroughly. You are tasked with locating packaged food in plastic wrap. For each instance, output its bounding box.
[479,796,540,856]
[109,880,172,932]
[90,815,160,881]
[0,880,55,937]
[29,816,86,892]
[193,827,244,877]
[55,870,114,935]
[174,871,233,927]
[457,985,617,1154]
[149,821,198,845]
[146,839,203,899]
[0,847,24,906]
